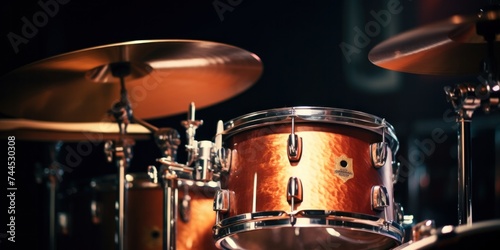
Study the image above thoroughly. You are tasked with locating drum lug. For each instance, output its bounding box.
[371,185,389,211]
[287,117,302,162]
[213,120,232,180]
[287,177,303,212]
[213,148,231,181]
[371,142,388,168]
[214,189,232,212]
[214,189,234,224]
[371,118,388,168]
[411,219,436,241]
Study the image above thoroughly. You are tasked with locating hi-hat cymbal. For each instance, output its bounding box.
[369,7,500,76]
[0,39,263,122]
[0,118,151,142]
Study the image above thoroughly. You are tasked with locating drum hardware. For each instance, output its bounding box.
[369,5,500,226]
[286,176,303,225]
[147,102,223,250]
[443,8,500,224]
[287,116,303,162]
[147,121,182,250]
[371,185,389,211]
[212,120,231,181]
[371,119,388,169]
[103,61,136,250]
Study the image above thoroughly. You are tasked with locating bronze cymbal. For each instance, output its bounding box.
[368,7,500,76]
[0,39,263,122]
[0,118,151,141]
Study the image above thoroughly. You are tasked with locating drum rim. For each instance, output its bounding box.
[213,210,405,246]
[223,106,399,152]
[393,219,500,250]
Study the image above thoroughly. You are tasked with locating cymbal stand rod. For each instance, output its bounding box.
[108,62,134,250]
[148,165,182,250]
[104,137,133,250]
[457,114,473,226]
[107,137,134,250]
[445,84,482,226]
[43,142,63,250]
[110,131,134,250]
[161,173,178,250]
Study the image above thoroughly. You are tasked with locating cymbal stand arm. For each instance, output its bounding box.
[444,84,482,226]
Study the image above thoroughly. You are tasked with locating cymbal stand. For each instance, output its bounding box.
[35,141,64,250]
[443,5,500,226]
[105,62,135,250]
[444,84,481,226]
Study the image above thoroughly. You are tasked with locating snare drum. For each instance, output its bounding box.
[58,173,218,250]
[213,107,405,249]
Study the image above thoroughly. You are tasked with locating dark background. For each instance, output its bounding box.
[0,0,499,249]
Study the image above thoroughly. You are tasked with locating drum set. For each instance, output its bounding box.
[1,5,500,250]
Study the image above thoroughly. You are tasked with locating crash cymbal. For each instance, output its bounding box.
[0,118,151,141]
[369,7,500,75]
[0,39,263,122]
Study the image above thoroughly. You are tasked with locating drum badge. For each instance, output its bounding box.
[333,155,354,182]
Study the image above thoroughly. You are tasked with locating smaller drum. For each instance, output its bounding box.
[394,219,500,249]
[58,173,219,250]
[213,107,405,250]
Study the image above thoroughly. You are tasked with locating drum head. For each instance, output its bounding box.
[222,106,399,153]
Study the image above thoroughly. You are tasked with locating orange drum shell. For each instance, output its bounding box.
[221,123,395,220]
[126,183,218,250]
[60,174,218,250]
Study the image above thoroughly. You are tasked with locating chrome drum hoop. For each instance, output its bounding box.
[222,106,399,154]
[213,210,405,250]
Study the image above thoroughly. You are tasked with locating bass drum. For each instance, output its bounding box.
[58,173,219,250]
[394,219,500,249]
[213,106,405,250]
